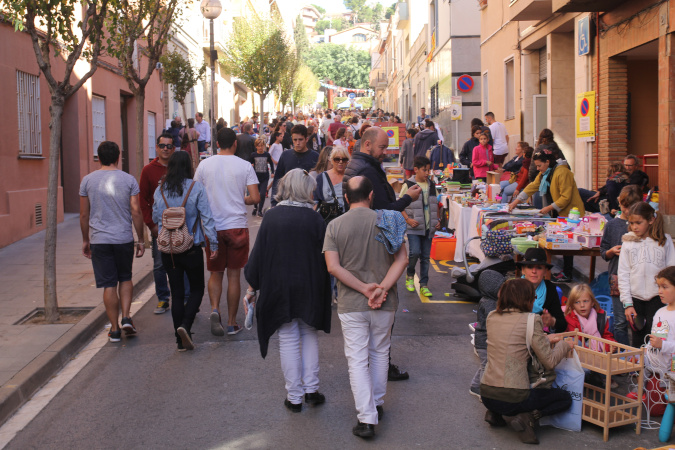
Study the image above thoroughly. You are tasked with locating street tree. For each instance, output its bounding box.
[3,0,112,323]
[306,43,371,89]
[276,51,299,111]
[220,14,291,122]
[293,14,311,63]
[159,51,206,121]
[292,65,320,109]
[106,0,182,180]
[315,17,348,35]
[311,4,325,15]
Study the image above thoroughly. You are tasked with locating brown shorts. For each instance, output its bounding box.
[205,228,249,272]
[493,153,507,165]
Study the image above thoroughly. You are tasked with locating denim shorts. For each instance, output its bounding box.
[90,242,134,288]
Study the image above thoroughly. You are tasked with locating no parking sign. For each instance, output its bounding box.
[576,91,595,138]
[457,75,474,93]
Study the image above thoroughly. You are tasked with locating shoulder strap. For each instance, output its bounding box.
[324,172,338,201]
[160,184,169,208]
[181,181,196,208]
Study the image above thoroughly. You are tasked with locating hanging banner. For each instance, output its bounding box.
[576,91,595,138]
[382,127,400,150]
[451,96,462,121]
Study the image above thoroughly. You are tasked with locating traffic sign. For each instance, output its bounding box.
[578,16,590,56]
[580,98,589,116]
[457,75,474,93]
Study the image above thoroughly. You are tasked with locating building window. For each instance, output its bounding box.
[504,58,515,120]
[430,83,439,117]
[482,72,489,116]
[92,95,106,156]
[16,70,42,156]
[148,112,156,160]
[353,33,366,43]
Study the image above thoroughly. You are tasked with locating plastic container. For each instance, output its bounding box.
[430,237,456,261]
[511,236,539,254]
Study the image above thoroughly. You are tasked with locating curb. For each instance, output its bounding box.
[0,269,154,427]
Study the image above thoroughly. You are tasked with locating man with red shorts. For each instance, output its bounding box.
[195,127,260,335]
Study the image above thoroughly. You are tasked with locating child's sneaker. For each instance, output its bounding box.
[420,286,433,297]
[405,277,415,292]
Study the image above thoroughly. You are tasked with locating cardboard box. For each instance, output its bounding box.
[539,239,582,250]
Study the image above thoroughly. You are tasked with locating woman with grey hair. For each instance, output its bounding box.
[244,168,332,412]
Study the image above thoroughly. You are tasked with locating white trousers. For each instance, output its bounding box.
[339,310,395,425]
[277,318,320,404]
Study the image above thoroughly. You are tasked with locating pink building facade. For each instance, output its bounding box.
[0,23,165,248]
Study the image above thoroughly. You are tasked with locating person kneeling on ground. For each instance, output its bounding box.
[480,278,574,445]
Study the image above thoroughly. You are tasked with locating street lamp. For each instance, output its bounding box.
[200,0,222,154]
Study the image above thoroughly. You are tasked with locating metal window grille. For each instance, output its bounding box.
[92,95,106,156]
[148,112,156,160]
[16,71,42,155]
[35,203,43,227]
[539,46,547,81]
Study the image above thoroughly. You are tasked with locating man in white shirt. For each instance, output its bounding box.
[194,112,211,156]
[484,112,509,165]
[320,113,332,143]
[195,128,260,336]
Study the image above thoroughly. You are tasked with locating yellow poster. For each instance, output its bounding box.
[576,91,595,138]
[382,127,399,150]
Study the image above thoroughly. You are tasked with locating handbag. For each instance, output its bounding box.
[480,230,513,258]
[316,172,344,224]
[157,181,198,262]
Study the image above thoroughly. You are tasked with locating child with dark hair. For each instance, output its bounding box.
[400,156,440,297]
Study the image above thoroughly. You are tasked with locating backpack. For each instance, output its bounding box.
[157,181,197,261]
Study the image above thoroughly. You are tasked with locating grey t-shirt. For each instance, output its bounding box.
[79,169,140,245]
[323,207,398,313]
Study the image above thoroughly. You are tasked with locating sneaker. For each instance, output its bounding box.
[177,326,194,351]
[388,364,409,381]
[405,277,415,292]
[257,211,263,218]
[304,392,325,406]
[177,339,186,352]
[469,386,481,399]
[284,399,302,413]
[420,286,433,297]
[552,272,573,283]
[352,421,375,438]
[251,209,257,216]
[108,330,121,343]
[154,301,169,314]
[210,310,225,336]
[121,317,137,335]
[227,324,243,335]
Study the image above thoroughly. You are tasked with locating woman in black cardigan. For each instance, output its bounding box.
[516,248,566,333]
[244,168,332,413]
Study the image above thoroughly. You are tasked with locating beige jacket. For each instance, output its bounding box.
[480,310,570,403]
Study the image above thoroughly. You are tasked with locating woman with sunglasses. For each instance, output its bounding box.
[314,146,349,215]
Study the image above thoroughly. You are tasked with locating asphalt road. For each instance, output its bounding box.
[5,210,662,449]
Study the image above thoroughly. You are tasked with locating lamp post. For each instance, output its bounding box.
[200,0,222,154]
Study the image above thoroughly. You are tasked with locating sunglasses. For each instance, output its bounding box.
[158,143,174,149]
[333,157,349,163]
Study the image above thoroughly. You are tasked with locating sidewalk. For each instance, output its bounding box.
[0,214,154,425]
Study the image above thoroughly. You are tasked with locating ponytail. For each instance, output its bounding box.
[628,202,667,246]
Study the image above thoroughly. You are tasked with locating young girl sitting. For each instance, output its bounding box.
[619,202,675,348]
[564,284,615,349]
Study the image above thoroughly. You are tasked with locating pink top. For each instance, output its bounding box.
[472,144,496,178]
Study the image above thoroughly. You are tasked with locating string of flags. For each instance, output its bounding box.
[319,81,374,96]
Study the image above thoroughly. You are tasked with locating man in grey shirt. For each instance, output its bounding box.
[79,141,145,343]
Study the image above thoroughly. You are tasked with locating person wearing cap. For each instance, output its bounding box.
[516,248,566,333]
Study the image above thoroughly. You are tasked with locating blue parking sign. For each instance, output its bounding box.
[578,16,590,56]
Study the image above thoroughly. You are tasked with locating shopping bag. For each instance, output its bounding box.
[539,350,584,432]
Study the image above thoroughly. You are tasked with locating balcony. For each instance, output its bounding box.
[369,71,388,90]
[509,0,553,22]
[552,0,630,13]
[396,2,409,30]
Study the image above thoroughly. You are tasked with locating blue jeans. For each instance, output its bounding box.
[407,232,433,286]
[470,347,488,393]
[499,180,517,204]
[152,236,190,303]
[611,295,629,346]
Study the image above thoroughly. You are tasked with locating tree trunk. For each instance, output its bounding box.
[44,95,65,323]
[134,89,146,180]
[259,93,265,128]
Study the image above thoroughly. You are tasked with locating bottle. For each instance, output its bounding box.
[569,207,581,221]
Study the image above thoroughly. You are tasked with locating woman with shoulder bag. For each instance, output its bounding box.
[314,146,349,223]
[152,151,218,351]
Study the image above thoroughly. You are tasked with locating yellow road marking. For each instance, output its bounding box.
[413,274,474,304]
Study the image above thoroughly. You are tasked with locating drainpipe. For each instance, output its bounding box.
[595,12,600,190]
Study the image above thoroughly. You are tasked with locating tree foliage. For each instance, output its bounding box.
[276,50,298,110]
[385,2,396,19]
[315,17,349,35]
[160,51,206,119]
[106,0,182,179]
[311,3,325,15]
[306,44,371,89]
[221,14,292,119]
[3,0,113,322]
[343,0,386,25]
[292,65,320,108]
[293,14,311,63]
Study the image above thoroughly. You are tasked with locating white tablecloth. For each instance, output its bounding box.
[444,199,485,262]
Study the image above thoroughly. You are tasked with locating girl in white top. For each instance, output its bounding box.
[647,266,675,369]
[619,202,675,347]
[269,132,284,166]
